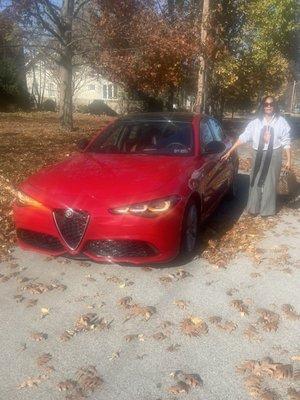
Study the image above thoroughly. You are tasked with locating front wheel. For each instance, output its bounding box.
[181,200,199,257]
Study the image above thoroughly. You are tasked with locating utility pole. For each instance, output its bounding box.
[195,0,209,113]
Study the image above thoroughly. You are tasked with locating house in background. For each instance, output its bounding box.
[26,61,122,114]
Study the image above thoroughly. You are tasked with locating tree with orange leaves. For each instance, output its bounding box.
[90,0,200,110]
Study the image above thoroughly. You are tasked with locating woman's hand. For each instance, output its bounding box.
[284,160,292,171]
[220,151,231,162]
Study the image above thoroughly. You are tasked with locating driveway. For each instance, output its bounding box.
[0,171,299,400]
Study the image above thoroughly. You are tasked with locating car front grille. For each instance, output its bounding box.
[17,229,64,251]
[53,209,89,250]
[84,239,157,258]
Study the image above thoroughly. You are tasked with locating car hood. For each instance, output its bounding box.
[21,153,197,210]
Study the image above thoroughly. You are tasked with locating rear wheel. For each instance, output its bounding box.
[227,171,238,199]
[181,200,199,257]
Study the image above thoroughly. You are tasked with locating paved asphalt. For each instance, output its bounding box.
[0,170,299,400]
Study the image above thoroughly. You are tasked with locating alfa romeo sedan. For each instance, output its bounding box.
[13,113,238,265]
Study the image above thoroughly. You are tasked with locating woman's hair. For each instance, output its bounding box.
[257,96,280,120]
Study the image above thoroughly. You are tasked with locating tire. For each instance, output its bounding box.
[227,171,238,199]
[180,199,199,257]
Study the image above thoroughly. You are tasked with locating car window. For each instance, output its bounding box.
[208,118,224,142]
[87,121,194,156]
[200,119,214,153]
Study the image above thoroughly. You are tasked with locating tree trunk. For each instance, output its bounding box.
[59,0,74,130]
[195,0,210,113]
[59,52,73,129]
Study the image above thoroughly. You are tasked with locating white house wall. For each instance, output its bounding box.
[26,63,121,113]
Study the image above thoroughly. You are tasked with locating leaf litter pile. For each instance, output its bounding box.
[0,112,113,261]
[60,312,112,341]
[237,357,300,399]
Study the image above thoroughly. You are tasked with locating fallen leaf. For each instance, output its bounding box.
[109,351,120,360]
[60,330,76,342]
[76,365,103,393]
[30,331,48,341]
[231,299,249,316]
[257,308,280,332]
[26,299,38,308]
[173,299,189,310]
[282,304,300,320]
[18,374,47,389]
[180,317,208,337]
[40,307,50,318]
[166,344,181,352]
[152,332,168,341]
[36,353,52,367]
[57,379,78,392]
[243,324,261,341]
[167,381,190,395]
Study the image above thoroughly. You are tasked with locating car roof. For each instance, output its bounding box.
[119,112,197,123]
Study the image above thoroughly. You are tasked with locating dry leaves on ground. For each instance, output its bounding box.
[76,313,111,332]
[173,299,190,310]
[208,315,237,333]
[36,353,52,367]
[159,269,192,285]
[30,331,48,341]
[282,304,300,320]
[243,324,261,342]
[118,296,156,321]
[237,357,299,399]
[21,280,66,295]
[166,343,181,352]
[152,331,168,341]
[201,215,277,267]
[105,274,134,288]
[18,374,48,389]
[58,365,102,399]
[60,313,112,341]
[231,299,249,316]
[256,309,280,332]
[167,370,203,395]
[180,316,208,337]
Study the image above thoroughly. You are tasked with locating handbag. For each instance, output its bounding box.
[277,169,298,196]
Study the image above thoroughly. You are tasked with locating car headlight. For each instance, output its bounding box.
[109,195,181,217]
[16,191,48,210]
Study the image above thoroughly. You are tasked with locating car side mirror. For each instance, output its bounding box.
[204,141,226,154]
[77,138,90,151]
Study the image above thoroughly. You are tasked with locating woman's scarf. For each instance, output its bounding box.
[250,123,275,188]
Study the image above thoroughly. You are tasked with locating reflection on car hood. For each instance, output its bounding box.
[21,153,196,210]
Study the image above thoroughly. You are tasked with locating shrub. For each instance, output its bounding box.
[87,100,118,116]
[0,58,31,111]
[41,99,56,112]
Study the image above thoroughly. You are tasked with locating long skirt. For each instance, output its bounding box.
[247,147,282,216]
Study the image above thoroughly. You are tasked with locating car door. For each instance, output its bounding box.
[208,117,233,194]
[198,117,225,217]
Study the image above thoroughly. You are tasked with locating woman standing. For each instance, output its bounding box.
[222,96,292,216]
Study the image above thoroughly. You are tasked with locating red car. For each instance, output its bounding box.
[13,113,238,265]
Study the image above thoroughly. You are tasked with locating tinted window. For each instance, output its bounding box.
[200,119,214,153]
[87,121,194,156]
[208,118,224,141]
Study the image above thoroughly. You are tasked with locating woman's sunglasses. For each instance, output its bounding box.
[264,102,274,107]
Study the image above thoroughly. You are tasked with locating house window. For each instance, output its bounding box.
[103,84,118,100]
[88,84,95,91]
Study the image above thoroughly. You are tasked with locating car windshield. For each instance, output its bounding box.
[86,120,194,156]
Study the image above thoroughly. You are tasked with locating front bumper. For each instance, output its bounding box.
[13,203,184,265]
